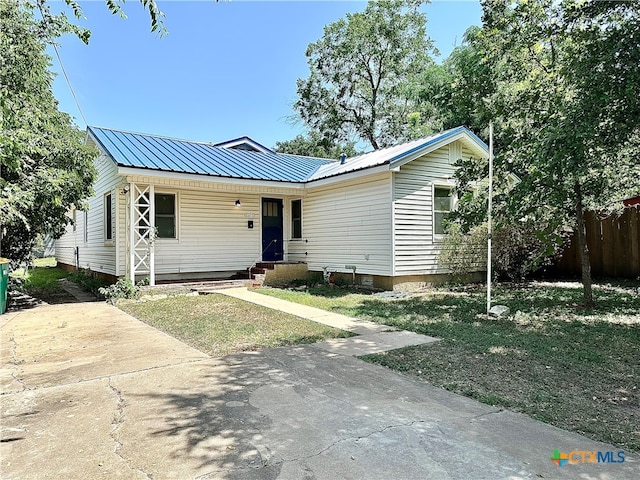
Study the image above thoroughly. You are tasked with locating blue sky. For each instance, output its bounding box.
[49,1,482,148]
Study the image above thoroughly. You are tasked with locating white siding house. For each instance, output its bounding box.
[56,126,488,289]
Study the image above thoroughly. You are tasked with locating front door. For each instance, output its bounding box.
[262,198,283,261]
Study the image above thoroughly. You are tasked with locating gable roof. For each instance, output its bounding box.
[308,126,488,181]
[88,127,331,182]
[213,136,274,154]
[87,125,488,184]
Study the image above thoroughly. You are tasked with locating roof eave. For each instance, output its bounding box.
[117,166,306,189]
[390,128,488,169]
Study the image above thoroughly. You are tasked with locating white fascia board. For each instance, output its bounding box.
[305,164,390,188]
[117,167,306,190]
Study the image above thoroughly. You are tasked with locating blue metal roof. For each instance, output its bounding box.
[88,127,332,183]
[88,126,487,184]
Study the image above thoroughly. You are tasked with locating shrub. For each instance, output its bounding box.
[67,270,107,296]
[99,278,139,302]
[439,222,558,282]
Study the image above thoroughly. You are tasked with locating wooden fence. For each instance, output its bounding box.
[552,207,640,278]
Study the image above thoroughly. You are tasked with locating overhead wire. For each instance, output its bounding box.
[51,42,88,127]
[36,1,89,127]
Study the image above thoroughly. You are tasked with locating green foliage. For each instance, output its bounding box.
[294,0,438,150]
[438,223,487,278]
[447,0,640,305]
[99,278,139,302]
[439,222,556,282]
[274,131,359,159]
[32,0,166,42]
[67,269,107,296]
[0,0,97,263]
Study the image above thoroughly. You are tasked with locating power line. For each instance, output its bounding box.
[36,2,88,127]
[52,42,88,127]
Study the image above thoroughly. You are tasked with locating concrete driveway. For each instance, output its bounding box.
[1,301,638,479]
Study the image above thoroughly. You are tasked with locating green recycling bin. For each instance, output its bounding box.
[0,258,9,314]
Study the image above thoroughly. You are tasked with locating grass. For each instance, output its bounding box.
[118,293,353,357]
[257,281,640,452]
[9,257,75,303]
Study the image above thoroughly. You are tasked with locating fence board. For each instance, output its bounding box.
[551,207,640,279]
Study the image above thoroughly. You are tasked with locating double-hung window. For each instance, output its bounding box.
[104,193,113,241]
[291,199,302,239]
[155,193,176,239]
[433,187,454,236]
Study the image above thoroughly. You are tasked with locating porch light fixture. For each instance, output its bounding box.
[235,199,242,207]
[121,185,130,195]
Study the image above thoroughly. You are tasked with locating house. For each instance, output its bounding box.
[55,126,489,290]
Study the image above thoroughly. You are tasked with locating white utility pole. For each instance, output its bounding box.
[487,122,494,316]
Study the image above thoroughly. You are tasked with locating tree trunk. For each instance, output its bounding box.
[574,181,594,307]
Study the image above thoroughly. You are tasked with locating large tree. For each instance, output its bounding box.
[274,131,359,159]
[0,0,96,263]
[294,0,438,150]
[454,0,640,306]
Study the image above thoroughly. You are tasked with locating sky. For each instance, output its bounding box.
[48,0,483,148]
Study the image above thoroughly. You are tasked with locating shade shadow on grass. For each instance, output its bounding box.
[118,293,352,357]
[257,282,640,452]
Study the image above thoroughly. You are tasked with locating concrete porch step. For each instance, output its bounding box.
[190,280,252,294]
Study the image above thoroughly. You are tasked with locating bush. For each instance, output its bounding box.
[99,278,139,302]
[439,222,557,282]
[67,270,107,296]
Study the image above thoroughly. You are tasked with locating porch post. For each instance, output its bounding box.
[129,182,136,282]
[149,184,155,286]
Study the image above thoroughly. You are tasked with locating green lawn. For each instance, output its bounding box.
[257,282,640,451]
[9,258,75,303]
[119,293,352,357]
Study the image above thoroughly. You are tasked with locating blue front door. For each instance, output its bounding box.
[262,198,283,261]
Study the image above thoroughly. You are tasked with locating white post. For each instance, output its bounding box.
[129,182,135,283]
[487,122,494,316]
[149,184,155,286]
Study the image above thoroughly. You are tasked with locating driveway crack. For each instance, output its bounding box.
[108,377,152,479]
[469,408,504,422]
[281,419,429,463]
[7,334,27,392]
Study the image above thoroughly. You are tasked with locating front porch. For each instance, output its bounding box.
[122,180,306,286]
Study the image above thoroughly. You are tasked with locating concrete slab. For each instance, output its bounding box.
[313,330,440,356]
[1,301,638,479]
[0,302,208,392]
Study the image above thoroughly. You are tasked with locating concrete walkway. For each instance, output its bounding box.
[217,287,439,356]
[1,301,638,479]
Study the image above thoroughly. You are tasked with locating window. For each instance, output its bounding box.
[155,193,176,238]
[291,199,302,239]
[433,187,453,235]
[105,193,113,241]
[84,210,89,244]
[263,200,280,217]
[72,208,77,232]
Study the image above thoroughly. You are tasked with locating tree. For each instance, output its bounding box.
[274,131,359,159]
[34,0,166,43]
[294,0,438,150]
[0,0,97,263]
[455,0,640,306]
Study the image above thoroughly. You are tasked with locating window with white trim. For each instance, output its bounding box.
[104,193,113,241]
[84,210,88,244]
[291,199,302,239]
[155,193,176,238]
[433,187,454,236]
